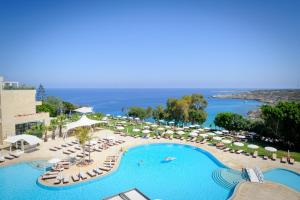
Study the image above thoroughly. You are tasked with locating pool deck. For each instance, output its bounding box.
[230,181,300,200]
[1,129,300,199]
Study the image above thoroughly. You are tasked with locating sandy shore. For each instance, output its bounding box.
[1,129,299,199]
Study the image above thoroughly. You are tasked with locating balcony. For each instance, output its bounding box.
[2,84,35,90]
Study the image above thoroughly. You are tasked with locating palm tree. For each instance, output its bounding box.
[50,119,58,140]
[56,114,66,138]
[28,123,48,142]
[74,127,93,164]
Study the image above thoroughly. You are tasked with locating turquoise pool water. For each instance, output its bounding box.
[264,168,300,192]
[0,144,299,200]
[0,144,234,200]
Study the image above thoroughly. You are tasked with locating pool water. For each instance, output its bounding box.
[0,144,234,200]
[264,168,300,192]
[0,144,299,200]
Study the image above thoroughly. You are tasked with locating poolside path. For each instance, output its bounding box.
[231,181,300,200]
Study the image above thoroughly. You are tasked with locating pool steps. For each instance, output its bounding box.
[212,169,248,190]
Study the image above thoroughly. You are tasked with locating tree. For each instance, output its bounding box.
[50,119,58,140]
[36,84,46,101]
[26,123,48,141]
[36,103,56,117]
[127,106,152,120]
[152,105,165,122]
[74,127,93,163]
[46,96,64,114]
[189,109,207,125]
[62,101,77,114]
[214,112,249,131]
[164,94,207,125]
[56,114,66,137]
[260,101,300,150]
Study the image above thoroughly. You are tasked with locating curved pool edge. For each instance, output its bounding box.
[227,180,246,200]
[37,142,232,190]
[263,167,300,193]
[263,167,300,176]
[4,141,299,199]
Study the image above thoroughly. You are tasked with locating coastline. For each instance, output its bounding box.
[212,89,300,104]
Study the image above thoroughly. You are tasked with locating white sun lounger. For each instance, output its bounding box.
[72,174,80,182]
[4,154,15,160]
[63,176,69,184]
[87,170,96,177]
[54,178,61,184]
[10,150,24,158]
[79,172,87,180]
[93,168,103,175]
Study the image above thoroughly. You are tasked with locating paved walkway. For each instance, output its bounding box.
[231,181,300,200]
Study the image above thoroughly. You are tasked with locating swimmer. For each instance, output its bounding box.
[137,159,144,166]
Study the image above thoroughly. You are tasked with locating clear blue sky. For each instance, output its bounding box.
[0,0,299,88]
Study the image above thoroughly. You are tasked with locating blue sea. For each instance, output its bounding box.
[47,88,260,126]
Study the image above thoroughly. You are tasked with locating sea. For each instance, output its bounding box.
[47,88,261,127]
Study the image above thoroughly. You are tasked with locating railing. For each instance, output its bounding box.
[2,85,35,90]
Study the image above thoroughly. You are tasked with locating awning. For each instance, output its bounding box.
[74,107,93,114]
[66,115,101,131]
[4,134,42,145]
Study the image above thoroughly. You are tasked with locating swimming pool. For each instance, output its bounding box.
[264,168,300,192]
[0,144,299,200]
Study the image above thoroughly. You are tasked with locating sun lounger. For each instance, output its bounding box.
[87,170,96,177]
[68,149,76,153]
[230,149,235,153]
[94,148,102,152]
[0,156,5,163]
[75,146,81,150]
[55,146,62,150]
[93,168,103,175]
[289,158,295,165]
[63,151,71,155]
[280,157,287,163]
[59,161,70,165]
[99,167,111,171]
[76,153,84,158]
[79,172,87,180]
[263,155,268,160]
[49,148,58,151]
[236,150,244,154]
[45,171,59,176]
[252,151,258,158]
[72,175,80,182]
[5,155,15,160]
[42,175,57,180]
[61,144,67,147]
[10,150,24,158]
[223,148,230,152]
[271,153,277,161]
[200,139,207,144]
[63,176,69,184]
[54,178,61,184]
[218,146,226,150]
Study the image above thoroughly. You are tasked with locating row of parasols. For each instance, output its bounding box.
[211,136,277,152]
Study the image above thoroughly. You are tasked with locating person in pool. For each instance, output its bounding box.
[164,157,176,161]
[138,160,144,166]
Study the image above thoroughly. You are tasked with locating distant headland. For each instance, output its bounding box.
[212,89,300,104]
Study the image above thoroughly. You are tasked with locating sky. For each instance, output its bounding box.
[0,0,299,88]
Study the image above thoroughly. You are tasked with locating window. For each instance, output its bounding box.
[15,122,42,135]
